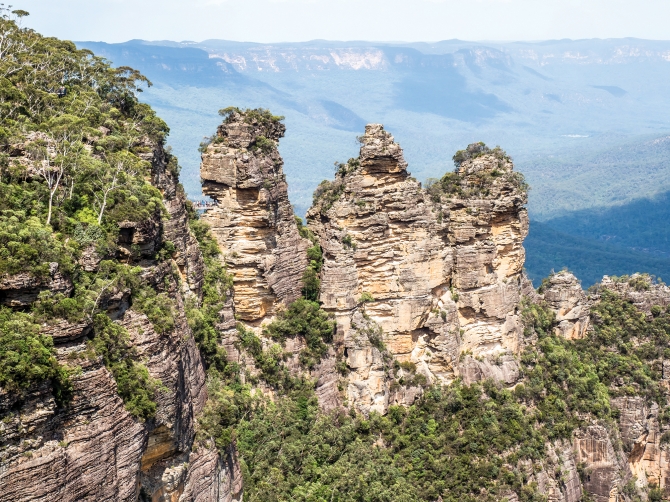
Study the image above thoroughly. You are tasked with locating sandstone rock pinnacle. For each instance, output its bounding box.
[307,125,529,413]
[200,108,310,322]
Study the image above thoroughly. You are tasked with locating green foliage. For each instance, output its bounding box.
[0,11,168,257]
[452,142,510,167]
[334,157,360,177]
[0,13,201,420]
[264,299,335,370]
[238,323,300,390]
[188,218,220,259]
[33,260,142,324]
[426,172,464,201]
[218,107,284,125]
[90,314,159,420]
[301,267,321,302]
[307,243,323,268]
[0,307,73,403]
[197,371,254,450]
[295,215,324,301]
[236,382,548,502]
[252,135,275,153]
[199,287,670,501]
[427,143,526,201]
[520,335,611,439]
[185,213,234,371]
[156,240,176,261]
[520,298,555,337]
[341,234,355,249]
[312,179,345,212]
[579,288,670,401]
[359,291,375,303]
[198,134,218,153]
[0,210,76,278]
[133,287,176,334]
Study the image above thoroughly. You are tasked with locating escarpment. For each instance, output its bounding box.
[306,126,529,413]
[0,132,240,500]
[200,108,310,323]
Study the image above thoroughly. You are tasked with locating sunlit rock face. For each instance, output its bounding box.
[200,110,309,324]
[540,271,591,339]
[307,124,529,413]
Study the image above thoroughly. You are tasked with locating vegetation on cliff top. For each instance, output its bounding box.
[0,10,182,419]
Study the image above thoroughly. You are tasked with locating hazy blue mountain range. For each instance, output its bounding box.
[76,38,670,285]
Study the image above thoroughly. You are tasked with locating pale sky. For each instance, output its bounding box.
[17,0,670,43]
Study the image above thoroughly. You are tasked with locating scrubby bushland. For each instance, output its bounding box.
[0,307,73,404]
[264,298,335,370]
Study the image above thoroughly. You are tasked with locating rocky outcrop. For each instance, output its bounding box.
[613,396,670,493]
[200,110,309,323]
[540,271,591,339]
[0,361,146,502]
[0,263,72,308]
[306,125,528,413]
[574,425,630,502]
[599,273,670,316]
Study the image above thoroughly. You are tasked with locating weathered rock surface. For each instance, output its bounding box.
[151,144,205,296]
[613,395,670,494]
[540,271,591,339]
[306,124,528,413]
[0,361,146,502]
[200,110,309,323]
[599,273,670,316]
[0,263,73,308]
[574,425,630,502]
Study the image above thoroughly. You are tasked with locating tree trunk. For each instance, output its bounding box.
[46,189,54,225]
[97,190,108,225]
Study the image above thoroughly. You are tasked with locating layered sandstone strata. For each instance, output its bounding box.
[306,124,529,413]
[200,110,309,323]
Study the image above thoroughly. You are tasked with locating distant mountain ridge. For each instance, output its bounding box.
[76,37,670,284]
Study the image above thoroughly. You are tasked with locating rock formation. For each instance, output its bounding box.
[540,271,591,339]
[6,105,670,501]
[200,109,309,324]
[306,125,528,413]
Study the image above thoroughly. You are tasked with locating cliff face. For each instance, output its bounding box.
[200,110,309,324]
[0,144,241,502]
[306,125,528,413]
